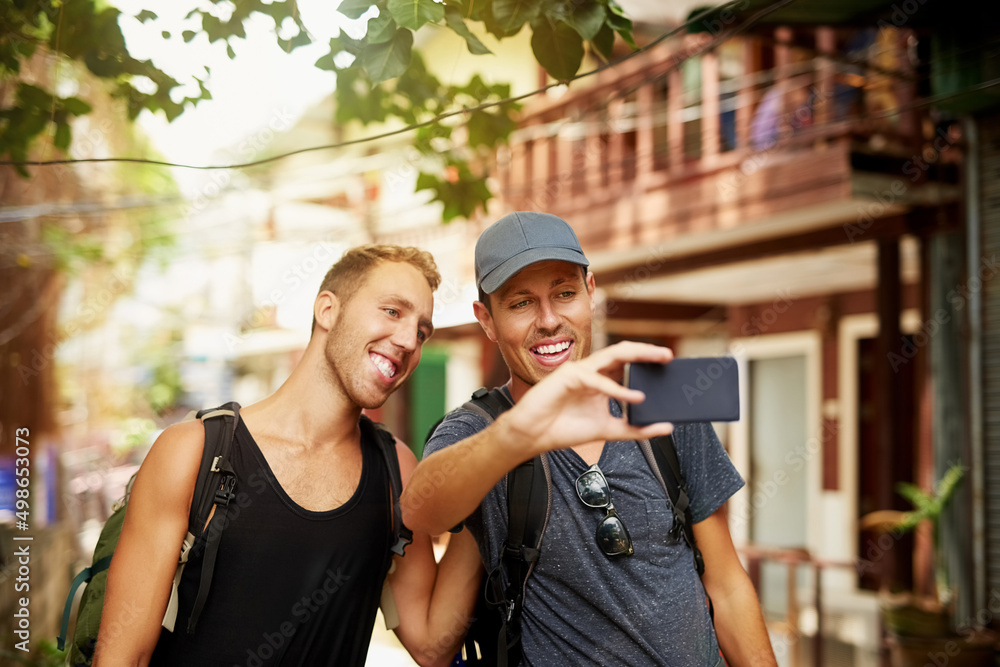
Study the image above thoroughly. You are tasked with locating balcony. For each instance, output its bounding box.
[496,27,961,283]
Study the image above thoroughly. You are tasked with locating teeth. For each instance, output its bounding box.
[371,353,397,378]
[534,341,570,355]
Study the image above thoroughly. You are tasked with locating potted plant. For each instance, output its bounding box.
[860,463,996,667]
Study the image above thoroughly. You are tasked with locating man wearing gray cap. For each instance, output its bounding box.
[402,212,776,666]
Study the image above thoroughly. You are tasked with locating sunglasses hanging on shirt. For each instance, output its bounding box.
[575,464,634,557]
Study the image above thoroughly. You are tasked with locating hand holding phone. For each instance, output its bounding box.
[625,357,740,425]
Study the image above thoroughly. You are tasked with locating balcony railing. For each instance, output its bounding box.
[497,26,936,243]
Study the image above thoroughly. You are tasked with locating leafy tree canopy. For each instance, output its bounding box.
[1,0,636,220]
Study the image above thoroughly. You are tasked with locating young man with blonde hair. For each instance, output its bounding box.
[97,245,480,666]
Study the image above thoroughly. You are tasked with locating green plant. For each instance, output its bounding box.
[892,463,965,606]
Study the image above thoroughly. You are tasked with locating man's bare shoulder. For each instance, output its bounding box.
[150,419,206,464]
[133,418,207,504]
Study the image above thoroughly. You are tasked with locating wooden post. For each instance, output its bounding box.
[508,139,527,209]
[586,111,604,195]
[736,37,759,152]
[702,50,720,165]
[557,112,574,210]
[787,560,801,667]
[667,67,683,176]
[894,28,919,146]
[875,237,902,590]
[813,563,824,667]
[815,27,836,131]
[635,84,654,183]
[531,131,549,210]
[607,98,625,188]
[775,27,792,126]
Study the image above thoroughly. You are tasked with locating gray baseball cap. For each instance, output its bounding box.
[475,212,589,294]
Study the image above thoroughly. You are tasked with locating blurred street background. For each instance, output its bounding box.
[2,0,999,664]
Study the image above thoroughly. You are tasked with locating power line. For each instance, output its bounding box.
[0,0,757,172]
[3,71,993,229]
[5,0,993,220]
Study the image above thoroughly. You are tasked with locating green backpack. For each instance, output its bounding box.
[58,403,241,666]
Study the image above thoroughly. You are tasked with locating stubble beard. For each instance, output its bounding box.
[323,320,388,411]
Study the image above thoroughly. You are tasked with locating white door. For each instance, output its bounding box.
[749,355,808,617]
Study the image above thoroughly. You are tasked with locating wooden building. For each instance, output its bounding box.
[378,5,998,663]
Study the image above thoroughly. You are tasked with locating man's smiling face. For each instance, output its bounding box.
[474,260,595,399]
[323,260,434,410]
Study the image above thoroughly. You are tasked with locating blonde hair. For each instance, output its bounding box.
[311,245,440,333]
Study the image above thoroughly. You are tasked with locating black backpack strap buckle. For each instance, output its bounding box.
[214,474,237,507]
[391,528,413,557]
[668,519,684,541]
[502,541,522,560]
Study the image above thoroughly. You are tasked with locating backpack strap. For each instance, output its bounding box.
[57,555,112,651]
[461,387,549,667]
[647,434,705,576]
[464,386,512,423]
[498,454,549,663]
[364,415,413,557]
[183,402,240,634]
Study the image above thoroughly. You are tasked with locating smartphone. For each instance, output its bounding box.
[624,357,740,425]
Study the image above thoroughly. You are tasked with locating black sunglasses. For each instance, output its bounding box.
[575,464,634,557]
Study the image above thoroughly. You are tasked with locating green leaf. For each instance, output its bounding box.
[560,0,605,41]
[135,9,157,23]
[606,0,636,48]
[415,171,439,191]
[281,30,312,53]
[182,30,196,42]
[467,108,516,148]
[331,33,366,56]
[395,55,446,118]
[201,14,227,43]
[450,0,487,22]
[531,18,584,81]
[414,123,453,152]
[895,482,932,511]
[227,42,236,59]
[366,13,397,44]
[335,68,390,124]
[338,0,377,19]
[491,0,541,36]
[444,5,492,54]
[315,49,340,71]
[591,22,614,60]
[606,0,629,21]
[53,122,71,151]
[416,161,493,221]
[360,28,413,84]
[62,96,92,116]
[894,511,923,534]
[17,83,53,108]
[161,30,171,39]
[936,464,965,505]
[386,0,445,31]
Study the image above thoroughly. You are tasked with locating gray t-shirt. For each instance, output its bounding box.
[424,391,745,667]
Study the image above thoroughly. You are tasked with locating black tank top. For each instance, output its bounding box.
[151,416,394,666]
